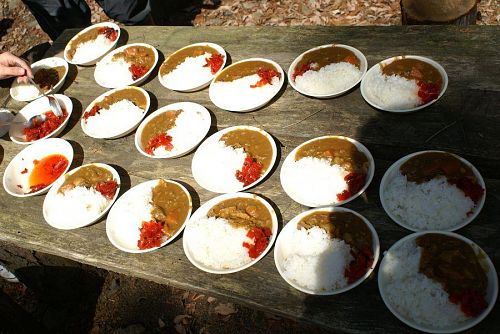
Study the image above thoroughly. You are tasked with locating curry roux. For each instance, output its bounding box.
[221,129,273,170]
[140,110,182,148]
[416,234,487,295]
[295,137,369,173]
[216,60,277,82]
[113,46,155,69]
[67,27,102,59]
[34,66,66,92]
[59,165,112,193]
[298,211,372,251]
[150,179,190,238]
[381,58,442,86]
[296,46,360,70]
[160,45,220,76]
[207,197,272,230]
[96,88,147,110]
[400,152,476,184]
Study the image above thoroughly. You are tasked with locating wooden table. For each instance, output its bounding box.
[1,26,499,333]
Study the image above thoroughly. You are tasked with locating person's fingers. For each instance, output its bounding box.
[0,52,33,78]
[0,65,26,80]
[17,75,30,84]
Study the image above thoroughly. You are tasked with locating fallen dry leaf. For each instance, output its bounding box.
[158,318,166,328]
[175,324,186,334]
[174,314,192,325]
[214,302,237,316]
[207,297,217,304]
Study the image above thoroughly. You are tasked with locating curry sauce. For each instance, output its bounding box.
[216,61,278,82]
[34,66,66,91]
[140,110,182,149]
[296,46,360,70]
[381,58,442,86]
[221,129,273,170]
[208,197,272,230]
[96,88,147,110]
[59,165,112,193]
[150,179,191,238]
[295,137,369,174]
[67,27,101,59]
[113,46,155,69]
[160,45,220,76]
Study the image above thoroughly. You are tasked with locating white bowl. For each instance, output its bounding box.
[9,94,73,145]
[135,102,211,159]
[378,231,498,333]
[81,86,150,139]
[94,43,158,89]
[0,109,15,137]
[379,150,486,232]
[158,42,227,92]
[360,55,448,113]
[3,138,73,197]
[64,22,121,66]
[191,125,277,193]
[287,44,367,98]
[106,179,192,253]
[208,57,285,112]
[10,57,69,102]
[183,192,278,274]
[43,163,121,229]
[274,206,379,294]
[280,135,375,207]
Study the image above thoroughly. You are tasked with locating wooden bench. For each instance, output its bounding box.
[1,26,499,333]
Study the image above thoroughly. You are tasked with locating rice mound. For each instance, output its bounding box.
[364,67,419,109]
[383,173,475,230]
[211,74,280,110]
[295,62,362,95]
[45,186,110,228]
[187,216,252,269]
[96,58,134,87]
[282,156,349,206]
[281,226,353,292]
[193,139,246,192]
[72,34,113,64]
[85,99,144,138]
[381,238,467,328]
[162,53,214,90]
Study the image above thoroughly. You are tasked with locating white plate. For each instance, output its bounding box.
[287,44,367,98]
[94,43,159,89]
[135,102,211,158]
[379,150,486,232]
[378,231,498,333]
[183,192,278,274]
[106,179,192,253]
[274,206,379,294]
[81,86,150,139]
[360,55,448,113]
[159,42,227,92]
[3,138,73,197]
[64,22,121,66]
[192,125,277,193]
[43,163,121,229]
[280,135,375,207]
[9,94,73,145]
[10,57,69,102]
[208,57,285,112]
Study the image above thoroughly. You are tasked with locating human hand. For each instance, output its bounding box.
[0,52,34,83]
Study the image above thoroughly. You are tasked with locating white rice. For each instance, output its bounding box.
[72,34,113,64]
[84,99,144,138]
[45,186,110,228]
[281,226,353,292]
[110,183,155,250]
[381,238,467,327]
[95,58,133,87]
[210,74,280,111]
[282,157,349,207]
[294,62,362,95]
[187,216,252,269]
[151,109,207,157]
[162,53,214,90]
[364,67,419,109]
[11,82,40,101]
[383,173,475,230]
[193,139,247,193]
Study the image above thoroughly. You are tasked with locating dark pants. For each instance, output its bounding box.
[22,0,151,40]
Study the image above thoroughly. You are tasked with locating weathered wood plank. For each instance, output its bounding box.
[1,26,499,333]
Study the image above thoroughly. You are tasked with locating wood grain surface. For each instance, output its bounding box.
[0,26,499,333]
